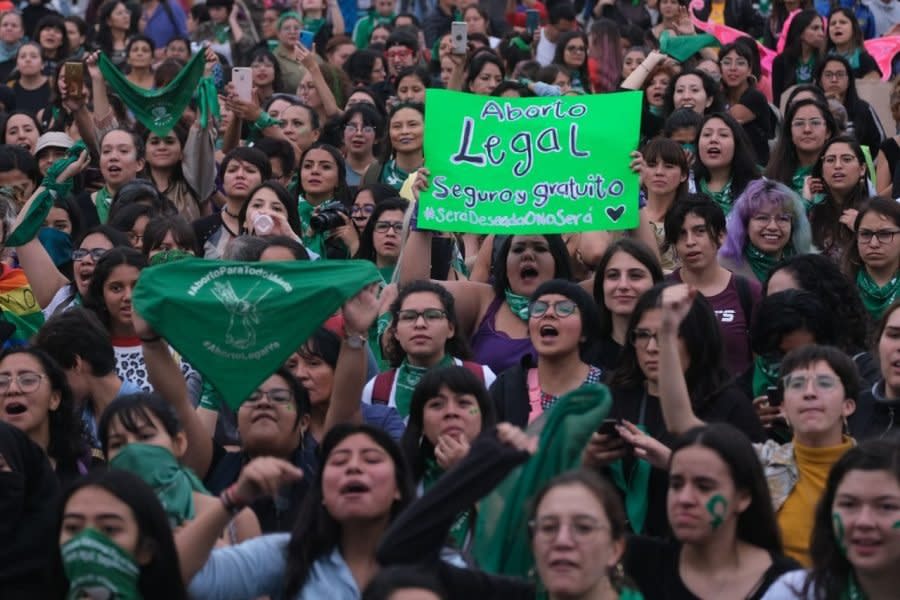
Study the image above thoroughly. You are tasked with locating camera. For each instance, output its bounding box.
[309,201,349,233]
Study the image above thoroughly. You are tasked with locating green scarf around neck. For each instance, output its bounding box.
[98,50,220,137]
[699,177,734,216]
[856,269,900,321]
[109,443,208,527]
[792,164,813,197]
[744,243,782,282]
[95,187,112,224]
[842,572,868,600]
[394,354,455,417]
[752,354,781,398]
[61,528,142,600]
[423,456,473,549]
[505,288,530,321]
[610,424,652,534]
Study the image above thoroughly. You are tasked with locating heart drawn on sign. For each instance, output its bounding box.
[606,205,626,222]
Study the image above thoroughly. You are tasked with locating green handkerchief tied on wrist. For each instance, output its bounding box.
[61,528,143,600]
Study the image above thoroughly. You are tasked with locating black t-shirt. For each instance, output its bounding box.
[625,537,801,600]
[737,87,772,165]
[13,81,50,116]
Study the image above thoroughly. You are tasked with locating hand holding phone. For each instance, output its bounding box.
[64,62,84,100]
[450,21,467,55]
[232,67,252,102]
[596,419,622,440]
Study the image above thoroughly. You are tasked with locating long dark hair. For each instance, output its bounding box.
[809,135,869,254]
[491,234,573,298]
[553,31,590,91]
[842,197,900,279]
[592,238,664,339]
[814,54,863,111]
[83,247,147,330]
[0,347,84,477]
[48,469,186,599]
[385,279,472,367]
[298,143,352,207]
[663,69,725,118]
[97,392,182,457]
[95,0,134,55]
[669,424,782,553]
[765,98,836,187]
[609,283,731,412]
[826,8,865,55]
[693,112,761,197]
[803,440,900,600]
[780,9,824,89]
[284,424,415,597]
[354,197,408,263]
[238,180,304,238]
[380,102,424,164]
[400,366,495,482]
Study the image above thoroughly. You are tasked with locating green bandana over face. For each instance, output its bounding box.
[504,288,530,321]
[109,443,208,527]
[133,259,380,410]
[856,269,900,321]
[699,177,734,216]
[744,243,781,283]
[752,354,781,398]
[61,528,142,600]
[394,355,454,417]
[98,50,220,137]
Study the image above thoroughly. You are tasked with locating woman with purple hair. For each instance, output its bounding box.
[718,179,815,283]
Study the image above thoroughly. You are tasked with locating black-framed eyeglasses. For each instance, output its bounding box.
[858,229,900,245]
[397,308,447,323]
[529,300,577,319]
[374,221,403,233]
[351,205,375,215]
[0,371,44,393]
[245,388,293,405]
[630,328,659,347]
[72,248,108,262]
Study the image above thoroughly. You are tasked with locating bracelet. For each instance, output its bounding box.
[139,335,162,343]
[220,484,247,515]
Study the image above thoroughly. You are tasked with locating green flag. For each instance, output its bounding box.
[98,50,218,137]
[659,31,720,63]
[472,384,611,578]
[133,259,380,409]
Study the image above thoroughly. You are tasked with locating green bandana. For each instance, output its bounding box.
[378,265,396,284]
[95,187,112,224]
[213,23,230,44]
[6,141,87,247]
[833,47,861,71]
[109,443,208,527]
[277,11,301,30]
[98,50,220,137]
[423,456,473,549]
[648,104,663,117]
[795,56,816,84]
[133,259,379,410]
[609,424,652,534]
[842,573,867,600]
[511,37,530,51]
[61,528,142,600]
[394,355,454,417]
[474,384,611,578]
[148,249,194,266]
[792,164,813,198]
[369,311,393,372]
[856,269,900,322]
[303,16,326,35]
[744,243,781,283]
[381,159,411,190]
[505,288,530,321]
[297,198,328,258]
[752,354,781,398]
[659,31,720,63]
[698,177,734,216]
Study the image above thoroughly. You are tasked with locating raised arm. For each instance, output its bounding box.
[327,0,344,35]
[183,47,220,208]
[85,52,113,141]
[620,50,666,91]
[296,43,341,119]
[657,284,705,435]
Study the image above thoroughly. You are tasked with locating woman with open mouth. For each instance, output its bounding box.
[491,280,602,428]
[354,198,409,285]
[844,198,900,323]
[765,439,900,599]
[719,178,814,284]
[653,284,859,566]
[663,69,724,121]
[825,8,882,81]
[92,128,148,224]
[806,136,870,260]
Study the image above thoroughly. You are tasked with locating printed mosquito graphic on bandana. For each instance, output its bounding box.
[211,280,273,350]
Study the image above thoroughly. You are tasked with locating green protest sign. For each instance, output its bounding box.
[133,259,380,410]
[418,89,642,234]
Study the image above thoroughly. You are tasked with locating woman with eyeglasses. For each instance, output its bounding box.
[0,347,91,485]
[355,198,408,283]
[351,184,396,231]
[652,284,858,566]
[489,280,602,427]
[814,55,885,158]
[552,31,590,93]
[806,136,870,260]
[584,282,763,538]
[363,280,494,417]
[765,99,837,199]
[843,198,900,322]
[342,104,383,187]
[718,178,814,284]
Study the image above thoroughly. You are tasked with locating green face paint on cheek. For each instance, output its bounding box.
[706,494,727,530]
[468,406,480,416]
[833,512,847,556]
[893,520,900,529]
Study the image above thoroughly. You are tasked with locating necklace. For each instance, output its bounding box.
[222,206,240,218]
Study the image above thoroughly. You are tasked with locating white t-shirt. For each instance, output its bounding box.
[535,28,557,66]
[760,570,816,600]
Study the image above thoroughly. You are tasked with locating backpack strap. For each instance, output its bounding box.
[461,360,485,384]
[733,275,754,333]
[371,369,397,405]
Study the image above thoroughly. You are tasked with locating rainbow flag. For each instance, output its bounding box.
[0,266,44,345]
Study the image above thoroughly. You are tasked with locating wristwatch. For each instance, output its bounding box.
[345,332,367,349]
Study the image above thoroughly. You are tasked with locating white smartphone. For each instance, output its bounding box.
[451,21,467,55]
[232,67,252,102]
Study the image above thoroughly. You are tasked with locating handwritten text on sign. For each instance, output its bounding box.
[418,90,642,234]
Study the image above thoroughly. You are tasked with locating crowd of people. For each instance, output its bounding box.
[0,0,899,597]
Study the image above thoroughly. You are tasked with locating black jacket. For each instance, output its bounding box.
[849,380,900,442]
[692,0,765,40]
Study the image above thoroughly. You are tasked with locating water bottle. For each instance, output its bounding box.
[253,213,274,235]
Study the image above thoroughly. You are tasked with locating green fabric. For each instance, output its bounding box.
[298,198,328,258]
[752,354,781,398]
[378,265,395,284]
[303,16,326,35]
[95,187,112,224]
[833,47,861,71]
[148,249,194,266]
[248,112,282,143]
[213,23,231,44]
[423,456,473,549]
[792,164,813,197]
[6,141,87,247]
[511,37,530,52]
[381,159,411,190]
[698,177,733,216]
[795,56,816,84]
[609,424,652,534]
[133,259,380,410]
[856,269,900,321]
[61,528,142,600]
[277,11,301,29]
[504,288,530,321]
[472,383,612,578]
[744,243,780,282]
[109,443,208,527]
[353,12,394,48]
[198,378,222,411]
[842,573,867,600]
[98,50,215,137]
[369,311,393,372]
[394,355,454,417]
[0,303,45,343]
[659,31,720,63]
